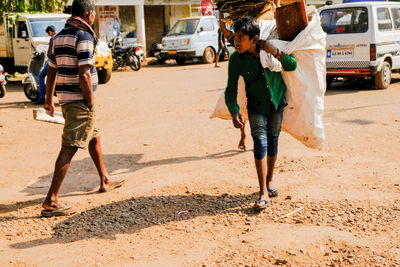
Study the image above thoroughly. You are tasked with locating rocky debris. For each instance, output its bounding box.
[0,189,399,265]
[274,258,288,265]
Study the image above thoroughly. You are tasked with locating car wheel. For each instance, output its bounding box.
[202,47,215,64]
[374,61,391,89]
[98,68,112,84]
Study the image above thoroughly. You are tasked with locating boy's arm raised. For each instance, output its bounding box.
[258,40,297,71]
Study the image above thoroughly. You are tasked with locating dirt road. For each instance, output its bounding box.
[0,62,399,266]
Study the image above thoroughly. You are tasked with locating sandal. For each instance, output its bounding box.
[254,199,269,211]
[267,187,279,198]
[98,179,125,193]
[41,205,76,217]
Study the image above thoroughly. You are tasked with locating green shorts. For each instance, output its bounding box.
[61,101,99,149]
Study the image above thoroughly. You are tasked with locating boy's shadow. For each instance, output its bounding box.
[11,192,259,249]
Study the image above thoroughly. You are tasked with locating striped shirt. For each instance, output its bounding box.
[48,26,98,105]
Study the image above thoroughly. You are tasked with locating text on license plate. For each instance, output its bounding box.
[168,50,177,55]
[327,49,353,59]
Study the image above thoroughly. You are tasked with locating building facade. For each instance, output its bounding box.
[68,0,203,56]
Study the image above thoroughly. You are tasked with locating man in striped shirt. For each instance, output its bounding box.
[42,0,123,217]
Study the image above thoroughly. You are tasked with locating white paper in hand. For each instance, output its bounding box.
[33,108,65,125]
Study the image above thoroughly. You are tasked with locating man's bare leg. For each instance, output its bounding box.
[42,146,78,210]
[266,155,278,196]
[238,121,246,151]
[214,55,220,67]
[88,136,112,191]
[254,157,269,208]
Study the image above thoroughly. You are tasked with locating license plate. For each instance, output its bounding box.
[168,50,177,55]
[327,48,354,59]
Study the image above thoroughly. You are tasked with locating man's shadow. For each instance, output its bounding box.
[0,150,248,213]
[11,192,259,249]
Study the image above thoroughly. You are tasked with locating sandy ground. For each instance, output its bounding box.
[0,61,399,266]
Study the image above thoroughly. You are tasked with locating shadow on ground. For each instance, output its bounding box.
[0,150,247,214]
[0,82,47,109]
[326,77,400,96]
[11,192,259,249]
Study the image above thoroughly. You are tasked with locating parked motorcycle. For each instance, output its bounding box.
[110,38,142,71]
[0,64,8,98]
[150,42,165,64]
[22,44,48,102]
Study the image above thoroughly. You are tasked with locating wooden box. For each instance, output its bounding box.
[275,1,308,41]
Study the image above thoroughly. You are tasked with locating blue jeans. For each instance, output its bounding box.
[248,106,284,160]
[38,63,49,100]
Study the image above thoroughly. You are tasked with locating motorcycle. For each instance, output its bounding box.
[0,64,8,98]
[22,44,48,102]
[110,38,142,71]
[150,42,165,64]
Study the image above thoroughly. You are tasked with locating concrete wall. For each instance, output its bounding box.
[145,5,165,47]
[94,4,188,54]
[164,5,186,32]
[119,6,137,37]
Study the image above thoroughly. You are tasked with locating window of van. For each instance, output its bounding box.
[201,19,214,31]
[377,8,393,31]
[167,19,200,36]
[320,7,368,34]
[391,8,400,29]
[29,18,67,37]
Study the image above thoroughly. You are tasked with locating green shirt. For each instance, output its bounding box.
[225,50,297,116]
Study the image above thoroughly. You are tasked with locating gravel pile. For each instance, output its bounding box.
[0,193,398,264]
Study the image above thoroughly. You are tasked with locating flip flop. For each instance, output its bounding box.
[267,187,279,198]
[254,199,269,211]
[41,205,76,217]
[98,179,125,193]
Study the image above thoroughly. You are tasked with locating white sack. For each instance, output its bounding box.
[210,77,248,120]
[267,12,327,149]
[210,12,326,149]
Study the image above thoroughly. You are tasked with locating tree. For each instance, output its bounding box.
[0,0,68,14]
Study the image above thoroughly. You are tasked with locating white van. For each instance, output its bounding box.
[160,16,220,64]
[0,13,69,72]
[319,2,400,89]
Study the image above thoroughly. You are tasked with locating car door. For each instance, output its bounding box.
[197,18,217,53]
[12,20,32,66]
[390,6,400,69]
[375,7,396,68]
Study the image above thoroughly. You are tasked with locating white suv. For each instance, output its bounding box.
[160,16,220,64]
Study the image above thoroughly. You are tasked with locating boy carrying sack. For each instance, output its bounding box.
[225,17,297,210]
